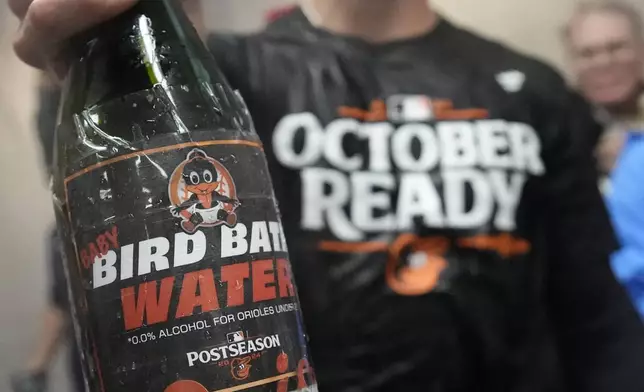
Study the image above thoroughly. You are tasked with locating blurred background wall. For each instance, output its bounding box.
[436,0,644,80]
[202,0,644,77]
[0,5,63,392]
[0,0,642,390]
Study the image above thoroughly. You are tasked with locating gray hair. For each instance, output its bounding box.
[563,1,643,42]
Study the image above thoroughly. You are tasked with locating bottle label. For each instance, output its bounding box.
[63,133,317,391]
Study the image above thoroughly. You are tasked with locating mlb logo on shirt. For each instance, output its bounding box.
[227,331,245,343]
[387,95,434,122]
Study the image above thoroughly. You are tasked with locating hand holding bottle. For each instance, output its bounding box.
[9,0,205,74]
[9,0,138,69]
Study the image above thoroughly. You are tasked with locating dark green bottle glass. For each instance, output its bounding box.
[52,1,317,391]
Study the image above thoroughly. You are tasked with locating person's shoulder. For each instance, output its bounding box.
[443,20,568,102]
[207,8,309,54]
[205,9,315,97]
[206,33,248,62]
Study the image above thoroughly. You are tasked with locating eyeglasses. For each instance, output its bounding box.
[575,40,636,61]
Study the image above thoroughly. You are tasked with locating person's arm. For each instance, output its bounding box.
[606,134,644,315]
[11,305,65,392]
[540,82,644,392]
[24,306,67,373]
[13,232,69,392]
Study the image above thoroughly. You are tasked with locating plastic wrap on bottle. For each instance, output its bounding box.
[51,1,317,391]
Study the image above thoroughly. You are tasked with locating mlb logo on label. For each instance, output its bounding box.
[387,95,434,122]
[227,331,245,343]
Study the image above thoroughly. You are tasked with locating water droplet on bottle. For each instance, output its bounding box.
[160,359,168,374]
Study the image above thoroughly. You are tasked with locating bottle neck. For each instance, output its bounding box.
[60,0,250,144]
[70,0,206,105]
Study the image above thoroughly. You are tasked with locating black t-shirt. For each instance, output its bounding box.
[204,10,644,392]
